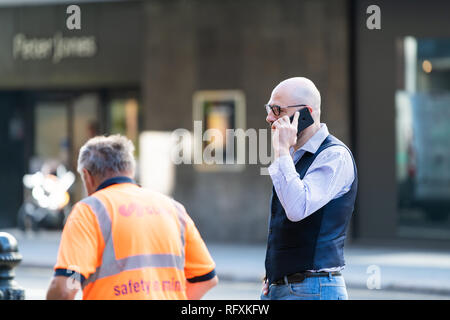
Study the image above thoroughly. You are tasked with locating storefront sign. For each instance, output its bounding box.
[0,1,141,88]
[13,32,96,63]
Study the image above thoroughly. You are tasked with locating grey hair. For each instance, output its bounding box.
[77,134,136,178]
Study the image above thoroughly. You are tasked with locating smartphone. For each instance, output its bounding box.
[289,107,314,134]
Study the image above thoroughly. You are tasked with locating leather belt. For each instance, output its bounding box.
[272,271,342,286]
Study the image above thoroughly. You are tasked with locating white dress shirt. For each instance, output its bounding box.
[268,123,355,272]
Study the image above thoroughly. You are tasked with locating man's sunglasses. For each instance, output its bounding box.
[264,104,307,116]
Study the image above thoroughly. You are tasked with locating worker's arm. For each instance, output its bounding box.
[49,202,99,300]
[46,276,80,300]
[185,275,219,300]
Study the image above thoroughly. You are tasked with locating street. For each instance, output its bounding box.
[13,267,450,300]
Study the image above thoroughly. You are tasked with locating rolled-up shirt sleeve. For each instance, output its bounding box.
[268,146,355,222]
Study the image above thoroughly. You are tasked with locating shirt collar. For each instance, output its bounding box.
[292,123,329,157]
[96,176,137,192]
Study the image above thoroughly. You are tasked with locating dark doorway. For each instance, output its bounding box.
[0,88,140,229]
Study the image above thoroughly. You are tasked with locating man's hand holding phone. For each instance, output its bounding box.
[271,111,300,159]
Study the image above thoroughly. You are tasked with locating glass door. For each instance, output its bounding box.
[32,91,139,204]
[34,101,70,173]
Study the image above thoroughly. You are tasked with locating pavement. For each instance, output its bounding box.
[2,228,450,296]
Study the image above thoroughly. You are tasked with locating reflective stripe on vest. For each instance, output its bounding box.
[80,196,186,289]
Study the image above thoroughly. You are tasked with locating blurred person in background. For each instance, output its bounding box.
[46,134,218,300]
[261,77,358,300]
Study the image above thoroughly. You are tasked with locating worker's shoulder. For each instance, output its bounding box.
[65,198,97,223]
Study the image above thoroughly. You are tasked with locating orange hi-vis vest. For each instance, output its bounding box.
[54,177,216,300]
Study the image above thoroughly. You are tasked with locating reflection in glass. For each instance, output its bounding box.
[34,102,69,168]
[396,37,450,239]
[109,98,139,151]
[205,103,233,160]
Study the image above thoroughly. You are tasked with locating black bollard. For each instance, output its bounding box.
[0,232,25,300]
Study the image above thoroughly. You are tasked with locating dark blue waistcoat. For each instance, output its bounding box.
[264,134,358,285]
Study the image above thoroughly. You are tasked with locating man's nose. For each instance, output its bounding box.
[266,112,277,124]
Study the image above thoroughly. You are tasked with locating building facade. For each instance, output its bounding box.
[0,0,449,246]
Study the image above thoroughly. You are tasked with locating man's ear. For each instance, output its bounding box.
[81,168,97,195]
[82,168,89,182]
[82,168,94,187]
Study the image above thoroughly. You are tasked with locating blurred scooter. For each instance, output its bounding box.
[17,164,75,232]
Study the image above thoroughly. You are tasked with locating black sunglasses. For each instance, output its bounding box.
[264,104,307,116]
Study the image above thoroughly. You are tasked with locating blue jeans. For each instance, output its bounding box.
[260,273,348,300]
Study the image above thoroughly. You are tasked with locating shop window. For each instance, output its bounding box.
[192,90,246,171]
[396,37,450,239]
[34,102,69,170]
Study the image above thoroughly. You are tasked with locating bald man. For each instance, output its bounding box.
[261,77,358,300]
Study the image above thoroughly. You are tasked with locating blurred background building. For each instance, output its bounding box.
[0,0,449,246]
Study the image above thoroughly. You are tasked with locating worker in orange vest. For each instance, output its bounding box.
[46,134,218,300]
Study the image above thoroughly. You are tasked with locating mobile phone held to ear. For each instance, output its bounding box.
[290,107,314,134]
